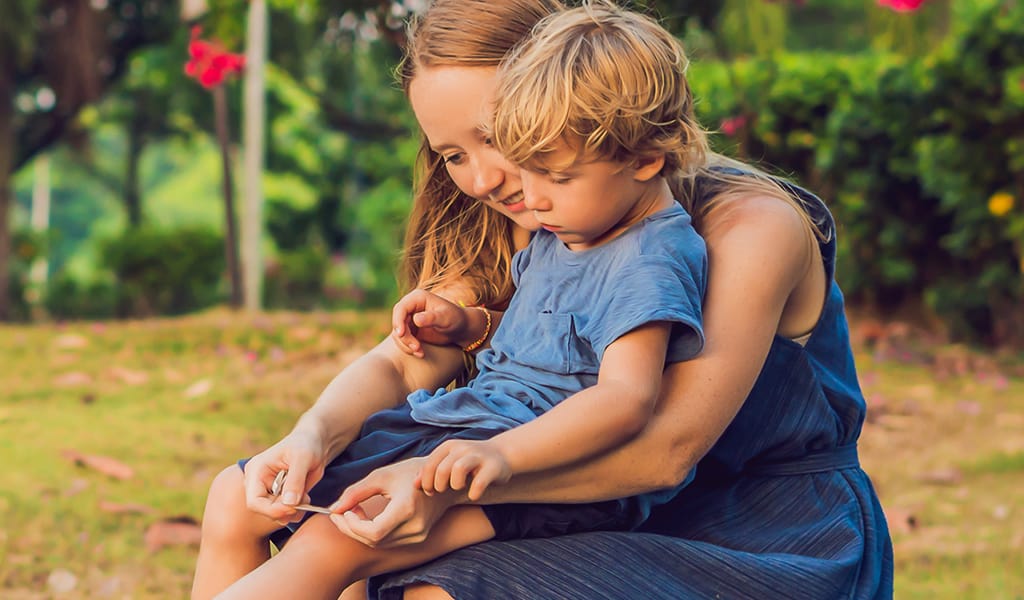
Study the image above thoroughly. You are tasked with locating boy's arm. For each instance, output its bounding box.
[418,321,671,500]
[494,321,670,473]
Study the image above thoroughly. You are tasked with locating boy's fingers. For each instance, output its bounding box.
[432,454,458,494]
[448,456,478,492]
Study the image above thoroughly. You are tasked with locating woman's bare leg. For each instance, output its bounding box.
[403,585,454,600]
[192,466,285,599]
[215,507,495,600]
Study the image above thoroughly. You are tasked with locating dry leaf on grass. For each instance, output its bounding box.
[885,507,918,535]
[144,516,202,552]
[98,500,156,515]
[184,378,213,398]
[916,467,963,486]
[61,449,135,480]
[109,367,150,386]
[54,372,93,387]
[47,568,78,593]
[64,478,90,497]
[54,334,89,349]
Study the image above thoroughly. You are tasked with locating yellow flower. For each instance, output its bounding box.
[988,191,1014,217]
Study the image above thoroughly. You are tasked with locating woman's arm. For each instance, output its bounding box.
[243,335,467,517]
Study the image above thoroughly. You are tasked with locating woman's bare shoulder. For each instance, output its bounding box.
[702,193,810,245]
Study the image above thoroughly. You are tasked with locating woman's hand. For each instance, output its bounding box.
[328,457,462,548]
[391,289,474,357]
[242,430,328,523]
[419,439,512,501]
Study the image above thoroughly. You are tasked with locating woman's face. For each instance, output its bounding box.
[408,66,541,232]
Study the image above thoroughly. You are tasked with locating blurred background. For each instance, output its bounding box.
[2,0,1021,345]
[1,1,1023,598]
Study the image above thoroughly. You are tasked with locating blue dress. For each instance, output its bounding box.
[371,180,894,599]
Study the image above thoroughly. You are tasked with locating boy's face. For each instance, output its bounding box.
[408,66,542,233]
[520,146,657,251]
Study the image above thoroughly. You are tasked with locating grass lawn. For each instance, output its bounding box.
[1,310,1022,598]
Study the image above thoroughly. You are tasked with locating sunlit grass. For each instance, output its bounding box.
[1,310,1022,597]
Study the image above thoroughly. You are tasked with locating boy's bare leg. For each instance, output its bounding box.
[339,580,368,600]
[214,506,496,600]
[192,466,284,599]
[403,585,454,600]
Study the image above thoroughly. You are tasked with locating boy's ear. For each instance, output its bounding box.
[632,154,666,182]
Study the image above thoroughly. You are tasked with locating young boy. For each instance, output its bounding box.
[214,3,708,597]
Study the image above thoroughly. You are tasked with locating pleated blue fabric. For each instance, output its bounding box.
[371,179,894,599]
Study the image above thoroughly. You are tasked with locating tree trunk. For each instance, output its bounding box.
[242,0,267,311]
[0,76,14,321]
[124,92,146,227]
[29,153,51,319]
[214,85,243,308]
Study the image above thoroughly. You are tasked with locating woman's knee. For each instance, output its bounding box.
[201,465,271,540]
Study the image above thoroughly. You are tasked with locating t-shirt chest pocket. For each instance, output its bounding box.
[528,312,593,376]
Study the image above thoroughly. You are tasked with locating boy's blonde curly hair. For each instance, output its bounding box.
[493,0,707,176]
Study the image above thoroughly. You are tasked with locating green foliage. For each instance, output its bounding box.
[691,0,1024,345]
[44,272,118,320]
[97,226,226,317]
[263,244,329,310]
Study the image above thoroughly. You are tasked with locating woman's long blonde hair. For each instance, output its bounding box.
[398,0,827,309]
[398,0,566,309]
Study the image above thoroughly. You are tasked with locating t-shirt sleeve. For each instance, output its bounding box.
[510,240,534,288]
[588,255,705,364]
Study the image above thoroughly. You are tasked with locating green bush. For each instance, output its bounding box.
[689,0,1024,345]
[98,226,225,317]
[263,244,330,310]
[44,272,118,320]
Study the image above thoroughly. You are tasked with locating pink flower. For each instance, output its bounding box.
[720,115,748,136]
[876,0,926,13]
[184,27,245,89]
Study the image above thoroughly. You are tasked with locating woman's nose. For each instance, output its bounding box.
[471,158,504,198]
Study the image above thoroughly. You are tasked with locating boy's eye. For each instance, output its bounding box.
[549,174,571,184]
[483,136,493,146]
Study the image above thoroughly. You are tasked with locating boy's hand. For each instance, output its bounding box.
[391,289,470,358]
[417,439,512,501]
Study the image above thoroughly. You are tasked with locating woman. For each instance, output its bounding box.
[191,1,893,598]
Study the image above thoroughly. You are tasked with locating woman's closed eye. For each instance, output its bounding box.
[442,152,466,165]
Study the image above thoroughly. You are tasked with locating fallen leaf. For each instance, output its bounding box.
[98,500,156,515]
[54,334,89,349]
[144,516,202,552]
[64,478,90,497]
[884,507,918,535]
[917,467,963,486]
[61,449,134,480]
[184,379,213,398]
[47,568,78,593]
[109,367,149,386]
[955,400,982,416]
[54,372,93,387]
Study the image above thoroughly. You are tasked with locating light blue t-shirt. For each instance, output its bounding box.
[408,203,707,431]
